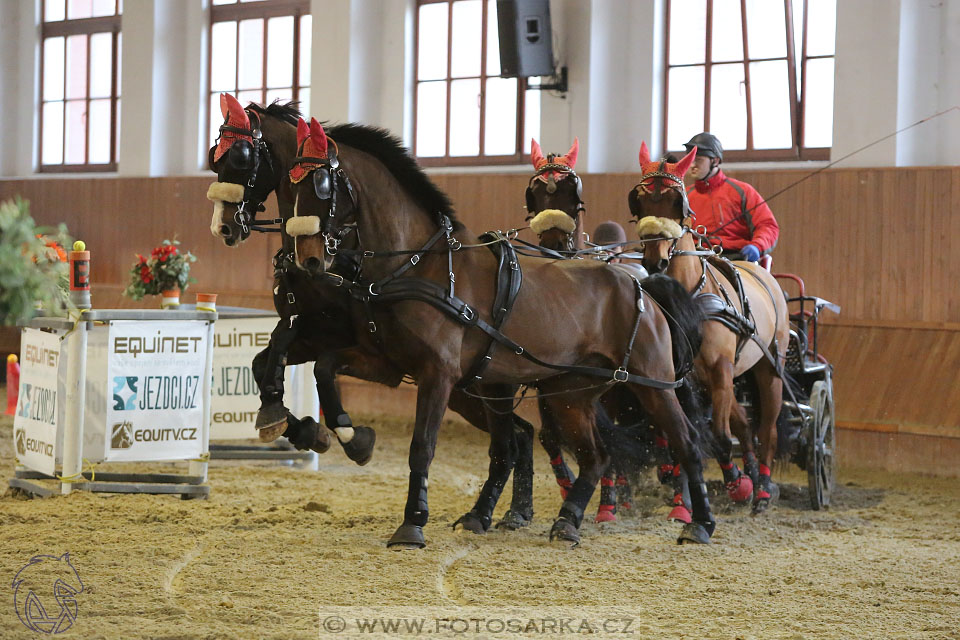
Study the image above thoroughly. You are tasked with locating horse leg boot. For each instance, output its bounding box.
[496,415,536,529]
[539,399,576,500]
[253,317,302,441]
[595,470,618,523]
[387,372,454,549]
[453,384,520,534]
[310,360,375,465]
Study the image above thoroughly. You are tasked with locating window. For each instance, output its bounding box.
[663,0,835,161]
[414,0,541,166]
[208,0,311,148]
[40,0,122,172]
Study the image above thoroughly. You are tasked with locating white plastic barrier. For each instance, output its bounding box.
[11,309,216,497]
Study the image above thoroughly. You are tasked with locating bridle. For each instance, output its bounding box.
[213,109,283,235]
[525,159,585,252]
[290,138,358,257]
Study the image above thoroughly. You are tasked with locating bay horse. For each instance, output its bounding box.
[206,95,537,528]
[523,138,670,523]
[287,117,716,546]
[628,142,790,512]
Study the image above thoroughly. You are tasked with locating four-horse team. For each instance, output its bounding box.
[206,94,837,549]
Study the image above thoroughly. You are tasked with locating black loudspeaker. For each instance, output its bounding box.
[497,0,554,78]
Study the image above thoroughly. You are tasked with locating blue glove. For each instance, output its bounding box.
[740,244,760,262]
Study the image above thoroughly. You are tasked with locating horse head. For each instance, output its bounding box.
[525,138,584,252]
[286,117,358,275]
[628,142,697,273]
[206,93,298,246]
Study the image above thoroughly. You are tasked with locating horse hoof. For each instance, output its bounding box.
[387,524,425,549]
[752,483,779,515]
[340,425,376,466]
[677,523,712,545]
[667,505,692,524]
[285,416,332,454]
[594,507,617,523]
[495,510,532,530]
[549,518,580,547]
[726,475,754,503]
[452,512,488,535]
[256,420,287,443]
[255,402,289,442]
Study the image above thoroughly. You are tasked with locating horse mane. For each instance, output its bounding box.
[246,99,302,126]
[326,122,459,226]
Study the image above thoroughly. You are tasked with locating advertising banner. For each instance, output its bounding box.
[13,329,62,475]
[105,321,207,462]
[210,316,318,440]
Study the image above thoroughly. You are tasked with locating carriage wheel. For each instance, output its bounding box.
[806,374,836,510]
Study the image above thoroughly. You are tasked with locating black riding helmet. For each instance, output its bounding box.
[683,132,723,162]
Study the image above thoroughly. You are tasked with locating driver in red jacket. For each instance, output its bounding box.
[684,133,779,262]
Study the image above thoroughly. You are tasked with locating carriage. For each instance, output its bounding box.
[736,272,839,510]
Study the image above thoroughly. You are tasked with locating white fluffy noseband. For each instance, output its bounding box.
[636,216,683,239]
[206,181,245,203]
[530,209,576,235]
[286,216,321,237]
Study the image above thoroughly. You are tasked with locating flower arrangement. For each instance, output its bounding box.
[123,239,197,301]
[0,197,72,325]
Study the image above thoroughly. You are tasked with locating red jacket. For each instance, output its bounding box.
[687,170,779,253]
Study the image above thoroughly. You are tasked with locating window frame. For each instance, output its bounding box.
[207,0,311,149]
[413,0,531,167]
[38,2,122,173]
[663,0,832,162]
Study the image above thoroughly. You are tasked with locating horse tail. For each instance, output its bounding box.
[594,396,656,477]
[674,374,714,462]
[640,273,705,378]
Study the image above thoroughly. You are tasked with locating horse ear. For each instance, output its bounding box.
[220,93,249,128]
[296,118,309,148]
[309,118,328,157]
[675,145,697,177]
[638,141,651,165]
[564,137,579,168]
[530,138,545,168]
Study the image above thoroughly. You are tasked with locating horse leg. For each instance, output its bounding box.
[446,389,534,529]
[615,472,632,511]
[544,397,609,547]
[387,372,454,549]
[253,316,302,441]
[634,385,715,544]
[751,360,784,514]
[709,360,753,503]
[452,384,522,534]
[309,357,375,465]
[538,398,576,500]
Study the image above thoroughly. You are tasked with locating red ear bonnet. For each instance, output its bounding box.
[674,145,697,177]
[290,118,331,183]
[530,139,546,170]
[213,93,253,162]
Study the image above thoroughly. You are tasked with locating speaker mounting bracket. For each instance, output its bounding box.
[529,66,568,94]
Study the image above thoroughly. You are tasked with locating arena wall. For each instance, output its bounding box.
[2,165,958,474]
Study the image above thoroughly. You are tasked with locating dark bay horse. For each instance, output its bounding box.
[629,142,790,512]
[287,118,716,546]
[206,96,537,528]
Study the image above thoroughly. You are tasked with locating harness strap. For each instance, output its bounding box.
[365,276,683,390]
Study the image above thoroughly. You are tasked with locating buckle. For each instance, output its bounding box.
[368,321,377,333]
[613,368,629,383]
[368,283,380,297]
[460,305,475,321]
[410,254,420,266]
[324,272,345,287]
[286,292,296,304]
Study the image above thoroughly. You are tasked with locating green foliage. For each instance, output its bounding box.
[0,198,72,326]
[123,239,197,301]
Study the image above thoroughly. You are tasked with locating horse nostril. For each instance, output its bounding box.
[304,257,322,273]
[219,224,232,237]
[657,258,669,272]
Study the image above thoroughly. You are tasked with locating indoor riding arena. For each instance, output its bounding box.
[1,1,959,638]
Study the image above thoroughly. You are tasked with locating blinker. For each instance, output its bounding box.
[227,139,254,170]
[313,167,333,200]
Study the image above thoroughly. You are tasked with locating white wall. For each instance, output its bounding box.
[1,0,957,178]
